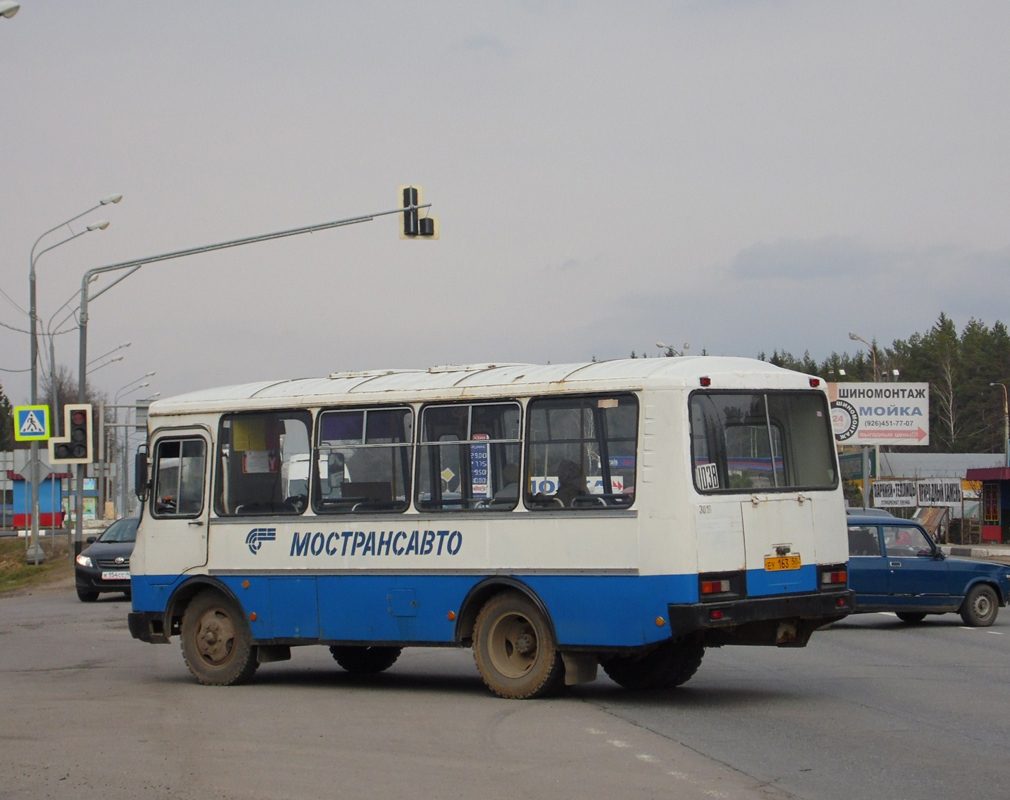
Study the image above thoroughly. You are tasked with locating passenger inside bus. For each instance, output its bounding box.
[494,463,520,503]
[555,459,587,507]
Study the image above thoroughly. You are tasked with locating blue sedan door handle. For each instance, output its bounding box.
[889,561,902,567]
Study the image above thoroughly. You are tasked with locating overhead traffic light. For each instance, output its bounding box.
[49,404,93,464]
[399,185,439,239]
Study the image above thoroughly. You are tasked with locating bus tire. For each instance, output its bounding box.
[896,612,927,624]
[473,591,563,699]
[329,645,402,674]
[76,588,99,602]
[180,590,259,686]
[960,585,998,627]
[600,639,705,691]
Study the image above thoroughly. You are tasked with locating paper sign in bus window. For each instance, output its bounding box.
[696,463,719,490]
[243,450,278,474]
[233,418,267,451]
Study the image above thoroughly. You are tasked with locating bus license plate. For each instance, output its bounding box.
[101,570,130,581]
[764,555,801,572]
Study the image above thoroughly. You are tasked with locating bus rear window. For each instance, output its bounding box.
[690,391,837,493]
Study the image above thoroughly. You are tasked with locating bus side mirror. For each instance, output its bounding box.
[135,444,150,502]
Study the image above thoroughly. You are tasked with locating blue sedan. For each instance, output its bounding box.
[847,514,1010,626]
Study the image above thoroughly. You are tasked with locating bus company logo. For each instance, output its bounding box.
[246,527,277,554]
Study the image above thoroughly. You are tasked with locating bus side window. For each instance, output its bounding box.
[215,411,312,516]
[415,402,521,512]
[313,407,413,514]
[524,394,638,510]
[152,438,206,518]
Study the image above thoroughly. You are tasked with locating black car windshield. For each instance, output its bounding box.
[98,517,139,543]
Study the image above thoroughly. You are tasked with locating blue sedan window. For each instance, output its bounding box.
[847,526,880,556]
[883,525,934,557]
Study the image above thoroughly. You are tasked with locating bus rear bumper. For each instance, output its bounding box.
[129,611,170,644]
[667,590,854,647]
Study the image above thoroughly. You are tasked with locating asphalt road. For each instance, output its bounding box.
[2,579,1007,800]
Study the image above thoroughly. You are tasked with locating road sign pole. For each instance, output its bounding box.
[862,446,870,510]
[28,444,42,564]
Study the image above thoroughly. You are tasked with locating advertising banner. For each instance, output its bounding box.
[828,383,930,446]
[872,479,918,508]
[916,478,962,507]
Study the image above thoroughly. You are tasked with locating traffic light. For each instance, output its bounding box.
[399,185,439,239]
[49,404,93,464]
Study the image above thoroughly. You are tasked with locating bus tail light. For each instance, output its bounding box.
[819,566,848,587]
[698,571,744,602]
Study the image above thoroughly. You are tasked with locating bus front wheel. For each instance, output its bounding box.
[473,591,563,699]
[180,590,259,686]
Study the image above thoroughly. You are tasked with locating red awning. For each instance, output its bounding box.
[966,467,1010,481]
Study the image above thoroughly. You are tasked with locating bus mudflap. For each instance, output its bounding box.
[128,611,171,644]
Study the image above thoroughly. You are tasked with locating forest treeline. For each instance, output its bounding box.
[3,312,1008,456]
[760,313,1010,455]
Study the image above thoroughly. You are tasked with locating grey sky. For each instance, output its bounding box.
[2,1,1008,404]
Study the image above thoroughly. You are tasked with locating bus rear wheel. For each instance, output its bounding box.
[180,590,259,686]
[600,639,705,690]
[329,645,402,674]
[473,591,563,699]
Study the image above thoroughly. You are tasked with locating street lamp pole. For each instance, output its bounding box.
[73,199,428,552]
[26,196,119,564]
[991,382,1009,468]
[848,332,879,382]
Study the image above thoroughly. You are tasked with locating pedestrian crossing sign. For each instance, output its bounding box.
[13,405,50,442]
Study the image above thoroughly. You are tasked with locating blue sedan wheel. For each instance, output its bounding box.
[960,585,998,627]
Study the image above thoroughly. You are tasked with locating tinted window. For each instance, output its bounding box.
[98,517,139,543]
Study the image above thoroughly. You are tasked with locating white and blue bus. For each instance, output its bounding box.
[128,357,853,698]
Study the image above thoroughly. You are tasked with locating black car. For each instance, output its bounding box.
[75,517,138,602]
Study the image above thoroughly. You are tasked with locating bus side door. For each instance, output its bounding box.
[146,429,211,579]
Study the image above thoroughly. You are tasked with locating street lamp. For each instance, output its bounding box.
[0,2,20,19]
[26,198,119,564]
[72,195,432,551]
[991,383,1009,468]
[656,341,690,357]
[848,332,879,382]
[88,355,124,373]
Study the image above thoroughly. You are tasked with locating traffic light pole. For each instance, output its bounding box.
[73,200,430,553]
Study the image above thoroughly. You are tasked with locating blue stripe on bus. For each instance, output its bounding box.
[746,564,817,596]
[131,567,817,647]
